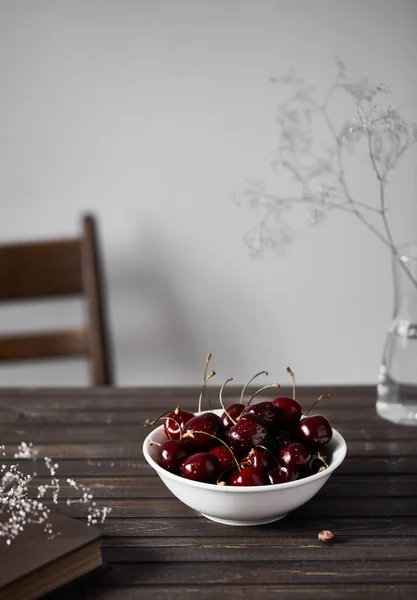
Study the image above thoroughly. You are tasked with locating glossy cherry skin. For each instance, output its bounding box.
[274,429,293,449]
[164,407,194,440]
[241,447,277,472]
[267,464,298,484]
[279,442,311,469]
[227,414,270,454]
[221,403,246,431]
[180,452,221,483]
[157,440,189,474]
[183,413,225,450]
[258,439,285,461]
[244,401,283,429]
[230,465,265,486]
[271,396,302,429]
[209,444,236,470]
[296,414,332,448]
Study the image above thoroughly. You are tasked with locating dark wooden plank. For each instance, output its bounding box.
[97,516,417,538]
[101,542,417,563]
[0,328,88,360]
[0,407,393,431]
[3,439,417,457]
[103,535,417,551]
[0,417,385,437]
[0,403,381,422]
[1,410,397,431]
[77,561,417,585]
[0,385,378,410]
[0,424,141,443]
[1,423,416,442]
[0,458,148,477]
[5,455,417,477]
[338,457,417,474]
[43,583,417,600]
[1,442,145,459]
[25,474,417,499]
[0,239,82,300]
[55,496,417,519]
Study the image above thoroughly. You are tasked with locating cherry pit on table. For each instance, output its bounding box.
[1,386,417,600]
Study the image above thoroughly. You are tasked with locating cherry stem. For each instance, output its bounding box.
[317,451,329,468]
[305,394,333,416]
[239,370,269,405]
[203,352,212,379]
[253,444,280,467]
[148,440,161,447]
[203,353,213,410]
[144,409,176,427]
[218,377,236,424]
[287,367,296,400]
[183,429,241,472]
[144,413,181,440]
[198,371,216,413]
[246,383,280,407]
[216,464,238,486]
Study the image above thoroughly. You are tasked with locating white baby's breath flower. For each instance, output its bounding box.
[1,442,111,545]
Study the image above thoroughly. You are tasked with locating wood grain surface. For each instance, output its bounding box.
[1,386,416,599]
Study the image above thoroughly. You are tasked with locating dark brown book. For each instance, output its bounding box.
[0,512,102,600]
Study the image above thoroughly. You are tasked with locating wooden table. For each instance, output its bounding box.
[1,386,417,599]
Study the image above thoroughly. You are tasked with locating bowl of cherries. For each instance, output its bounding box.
[143,364,347,526]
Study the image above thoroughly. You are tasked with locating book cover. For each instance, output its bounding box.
[0,511,102,600]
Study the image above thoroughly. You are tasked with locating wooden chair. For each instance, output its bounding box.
[0,214,113,385]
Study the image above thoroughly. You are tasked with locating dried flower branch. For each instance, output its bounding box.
[0,443,111,545]
[236,60,417,286]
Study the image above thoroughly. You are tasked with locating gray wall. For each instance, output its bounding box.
[0,0,416,386]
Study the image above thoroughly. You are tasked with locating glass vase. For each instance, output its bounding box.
[377,243,417,425]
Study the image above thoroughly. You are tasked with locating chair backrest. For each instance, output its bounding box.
[0,214,113,385]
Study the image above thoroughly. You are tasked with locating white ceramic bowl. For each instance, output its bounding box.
[143,410,347,526]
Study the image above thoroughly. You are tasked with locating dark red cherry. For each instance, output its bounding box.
[274,429,293,448]
[157,440,189,473]
[244,401,283,428]
[227,414,270,454]
[296,414,332,448]
[230,465,265,486]
[183,413,225,450]
[280,442,311,469]
[221,403,246,431]
[267,464,298,484]
[241,447,277,472]
[163,407,194,440]
[209,444,236,470]
[271,396,302,429]
[180,452,221,483]
[259,439,284,460]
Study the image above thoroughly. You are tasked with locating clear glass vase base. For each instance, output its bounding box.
[376,398,417,426]
[377,244,417,426]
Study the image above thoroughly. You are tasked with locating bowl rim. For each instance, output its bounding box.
[142,411,347,493]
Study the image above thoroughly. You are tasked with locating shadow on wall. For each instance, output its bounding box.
[111,261,197,383]
[109,221,211,385]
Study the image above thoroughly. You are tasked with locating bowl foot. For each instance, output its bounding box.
[200,513,289,526]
